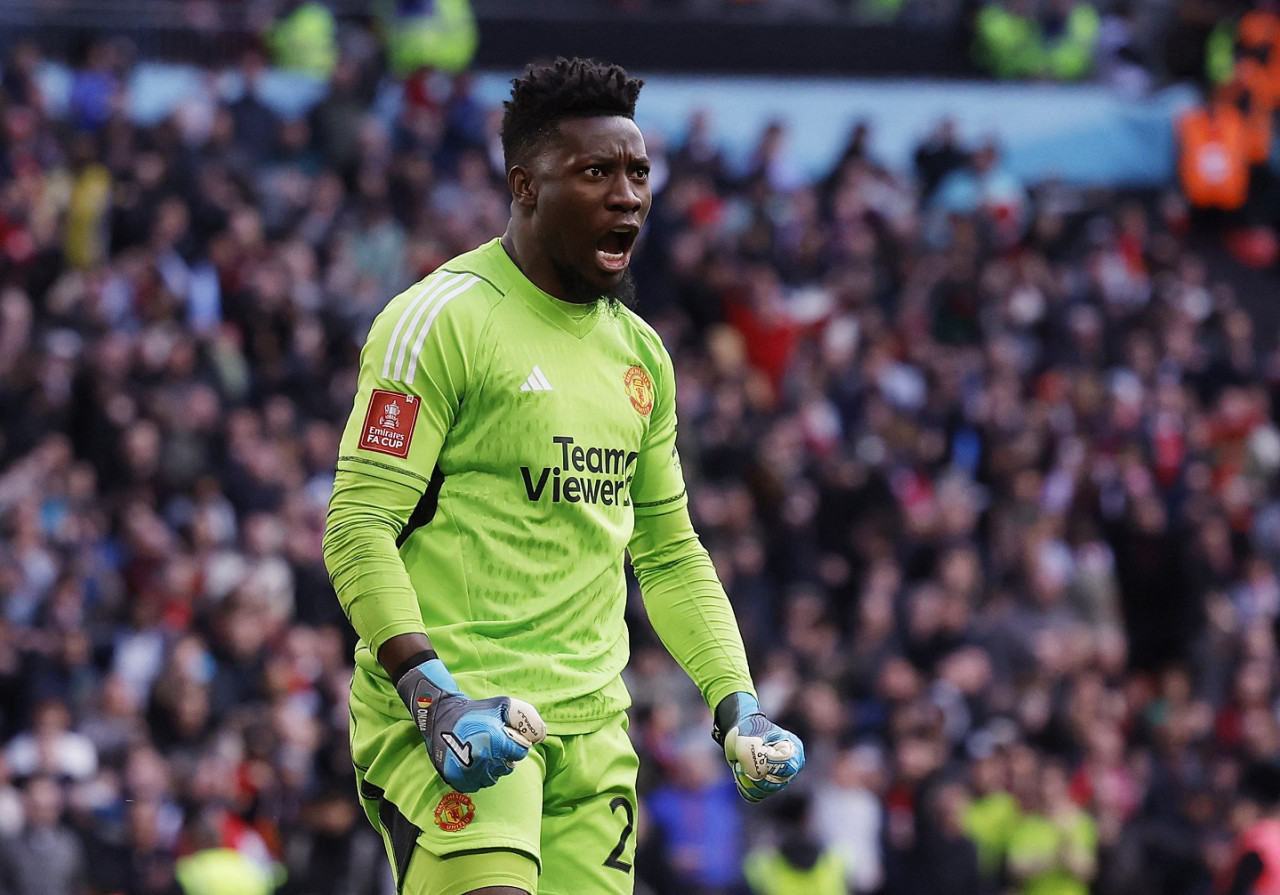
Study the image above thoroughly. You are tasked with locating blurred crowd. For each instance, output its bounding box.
[5,24,1280,895]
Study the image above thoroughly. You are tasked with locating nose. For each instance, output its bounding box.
[606,173,644,213]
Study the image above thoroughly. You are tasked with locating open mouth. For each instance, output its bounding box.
[596,227,639,273]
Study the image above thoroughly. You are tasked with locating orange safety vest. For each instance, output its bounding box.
[1239,9,1279,61]
[1177,102,1250,210]
[1239,9,1280,97]
[1222,58,1276,164]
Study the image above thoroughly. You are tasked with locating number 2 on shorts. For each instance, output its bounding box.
[602,795,634,873]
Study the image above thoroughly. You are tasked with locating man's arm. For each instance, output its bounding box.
[325,271,544,793]
[323,469,430,671]
[628,504,754,711]
[629,504,804,801]
[625,334,802,800]
[324,465,545,792]
[321,468,449,685]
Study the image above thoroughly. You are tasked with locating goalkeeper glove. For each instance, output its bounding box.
[395,655,546,794]
[712,692,805,802]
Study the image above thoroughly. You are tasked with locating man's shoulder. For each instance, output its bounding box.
[434,237,529,302]
[371,247,507,344]
[609,303,670,361]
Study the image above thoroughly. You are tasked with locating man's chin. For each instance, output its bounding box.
[555,261,638,309]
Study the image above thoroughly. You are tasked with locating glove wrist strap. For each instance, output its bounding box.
[391,648,439,684]
[394,657,460,746]
[713,691,761,745]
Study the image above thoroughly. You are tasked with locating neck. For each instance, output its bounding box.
[501,226,566,301]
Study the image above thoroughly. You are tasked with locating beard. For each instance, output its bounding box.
[550,260,638,310]
[605,270,638,310]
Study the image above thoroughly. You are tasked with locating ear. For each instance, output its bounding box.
[508,165,537,210]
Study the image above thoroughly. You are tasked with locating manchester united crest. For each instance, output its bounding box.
[433,792,475,832]
[624,365,653,416]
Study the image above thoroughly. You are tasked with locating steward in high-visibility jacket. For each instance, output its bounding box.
[745,841,848,895]
[266,1,337,80]
[973,0,1045,79]
[1043,0,1101,81]
[175,847,277,895]
[381,0,478,78]
[1177,99,1251,211]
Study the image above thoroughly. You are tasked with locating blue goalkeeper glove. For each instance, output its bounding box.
[395,656,546,794]
[712,692,805,802]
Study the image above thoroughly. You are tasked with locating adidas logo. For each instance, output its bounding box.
[520,365,554,392]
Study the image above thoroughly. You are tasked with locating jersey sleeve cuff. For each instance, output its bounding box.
[337,454,435,492]
[359,619,431,665]
[704,681,757,715]
[631,488,688,517]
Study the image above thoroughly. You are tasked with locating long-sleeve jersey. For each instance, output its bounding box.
[323,238,753,732]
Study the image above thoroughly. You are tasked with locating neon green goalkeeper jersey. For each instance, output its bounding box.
[333,238,725,731]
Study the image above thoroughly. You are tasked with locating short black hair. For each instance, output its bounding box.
[501,57,643,170]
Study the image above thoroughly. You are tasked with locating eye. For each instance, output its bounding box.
[586,166,605,178]
[633,167,650,180]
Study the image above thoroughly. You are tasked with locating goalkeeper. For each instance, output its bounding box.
[323,56,803,895]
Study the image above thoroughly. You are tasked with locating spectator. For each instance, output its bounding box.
[744,793,848,894]
[913,118,969,206]
[973,0,1046,80]
[962,726,1019,891]
[644,734,747,894]
[1,41,44,110]
[812,744,885,893]
[83,798,177,895]
[5,699,96,784]
[1006,758,1098,895]
[308,56,371,189]
[0,754,21,838]
[265,1,337,81]
[1096,0,1154,94]
[63,133,112,270]
[175,811,278,895]
[67,38,121,134]
[0,775,87,895]
[931,139,1029,249]
[381,0,479,79]
[1219,763,1280,895]
[228,50,284,171]
[1041,0,1102,81]
[910,779,984,895]
[278,784,386,895]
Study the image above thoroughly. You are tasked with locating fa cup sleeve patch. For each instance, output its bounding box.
[360,390,420,459]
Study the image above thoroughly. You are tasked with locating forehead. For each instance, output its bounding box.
[548,115,646,161]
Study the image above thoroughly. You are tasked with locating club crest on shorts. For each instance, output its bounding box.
[434,792,475,831]
[360,389,420,458]
[624,365,653,416]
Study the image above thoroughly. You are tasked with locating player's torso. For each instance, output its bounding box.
[438,292,656,554]
[397,276,659,709]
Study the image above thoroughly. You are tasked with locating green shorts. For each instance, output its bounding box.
[349,665,639,895]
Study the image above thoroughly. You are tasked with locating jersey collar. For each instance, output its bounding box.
[491,239,603,340]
